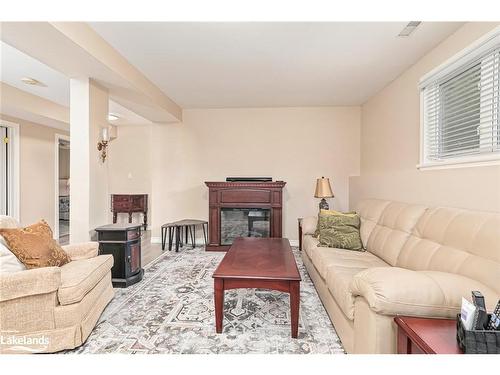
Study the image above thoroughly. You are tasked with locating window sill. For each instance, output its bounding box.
[417,156,500,171]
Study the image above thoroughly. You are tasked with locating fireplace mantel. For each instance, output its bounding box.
[205,181,286,251]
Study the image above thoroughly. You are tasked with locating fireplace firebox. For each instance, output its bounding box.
[205,180,286,251]
[220,207,270,245]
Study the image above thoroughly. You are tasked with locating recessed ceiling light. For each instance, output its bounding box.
[398,21,422,37]
[20,77,47,87]
[107,113,120,121]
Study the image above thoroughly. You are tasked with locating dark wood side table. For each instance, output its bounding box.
[95,223,144,288]
[394,316,463,354]
[298,218,303,251]
[111,194,148,230]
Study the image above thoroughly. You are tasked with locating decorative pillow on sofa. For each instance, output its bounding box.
[313,209,356,237]
[0,220,70,269]
[317,210,364,251]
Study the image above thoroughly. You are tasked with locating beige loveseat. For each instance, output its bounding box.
[301,199,500,354]
[0,217,114,353]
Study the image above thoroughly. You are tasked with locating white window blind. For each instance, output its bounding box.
[420,28,500,168]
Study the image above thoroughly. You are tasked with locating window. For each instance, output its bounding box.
[419,28,500,169]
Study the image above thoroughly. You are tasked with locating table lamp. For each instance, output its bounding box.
[314,177,334,210]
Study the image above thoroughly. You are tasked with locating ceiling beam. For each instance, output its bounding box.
[1,22,182,123]
[0,82,69,130]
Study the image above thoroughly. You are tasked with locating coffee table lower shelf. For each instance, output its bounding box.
[214,277,300,338]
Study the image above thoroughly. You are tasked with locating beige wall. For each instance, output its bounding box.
[107,125,152,224]
[0,114,69,230]
[59,147,70,179]
[149,107,361,241]
[109,107,361,242]
[350,22,500,212]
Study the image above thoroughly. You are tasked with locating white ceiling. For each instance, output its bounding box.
[1,41,69,106]
[90,22,464,108]
[0,41,152,126]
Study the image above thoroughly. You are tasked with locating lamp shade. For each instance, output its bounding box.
[314,177,334,198]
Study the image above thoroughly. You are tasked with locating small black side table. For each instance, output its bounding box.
[95,223,144,287]
[161,219,208,252]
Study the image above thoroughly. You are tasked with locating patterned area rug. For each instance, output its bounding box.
[68,246,344,354]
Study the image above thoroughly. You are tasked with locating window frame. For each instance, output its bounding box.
[418,26,500,170]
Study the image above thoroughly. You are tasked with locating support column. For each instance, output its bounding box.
[69,78,109,243]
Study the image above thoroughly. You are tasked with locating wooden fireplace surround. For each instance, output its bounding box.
[204,181,286,251]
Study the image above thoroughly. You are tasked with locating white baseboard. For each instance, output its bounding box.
[151,236,162,244]
[288,239,299,247]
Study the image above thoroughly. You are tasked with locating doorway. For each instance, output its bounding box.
[0,120,20,220]
[55,135,70,244]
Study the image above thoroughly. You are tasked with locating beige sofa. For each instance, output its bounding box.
[302,199,500,354]
[0,217,114,353]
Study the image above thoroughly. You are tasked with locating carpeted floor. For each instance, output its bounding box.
[68,246,344,354]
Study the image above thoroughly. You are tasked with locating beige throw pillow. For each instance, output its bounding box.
[0,220,70,269]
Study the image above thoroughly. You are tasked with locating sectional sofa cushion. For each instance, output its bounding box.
[0,237,26,273]
[325,265,365,320]
[307,248,389,320]
[364,202,427,266]
[301,216,318,236]
[397,207,500,295]
[58,254,113,305]
[350,267,499,317]
[0,215,19,229]
[311,246,389,280]
[303,234,320,259]
[356,199,391,247]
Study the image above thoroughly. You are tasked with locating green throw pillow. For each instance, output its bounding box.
[313,209,356,238]
[317,212,363,251]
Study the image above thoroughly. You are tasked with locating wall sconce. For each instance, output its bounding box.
[97,127,110,162]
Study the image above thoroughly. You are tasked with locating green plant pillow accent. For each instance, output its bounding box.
[313,209,356,238]
[317,212,364,251]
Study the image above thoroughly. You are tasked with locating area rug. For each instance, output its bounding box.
[68,246,345,354]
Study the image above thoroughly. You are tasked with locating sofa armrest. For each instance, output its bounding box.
[302,216,317,235]
[349,267,463,318]
[62,241,99,260]
[0,267,61,302]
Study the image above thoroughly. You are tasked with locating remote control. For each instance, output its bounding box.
[487,300,500,330]
[471,291,486,309]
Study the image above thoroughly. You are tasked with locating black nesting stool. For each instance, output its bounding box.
[161,219,208,252]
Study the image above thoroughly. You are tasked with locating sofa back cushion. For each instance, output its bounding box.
[356,199,390,247]
[0,215,19,229]
[397,207,500,295]
[361,201,427,266]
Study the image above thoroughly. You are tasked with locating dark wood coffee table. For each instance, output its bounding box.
[394,316,464,354]
[212,237,301,338]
